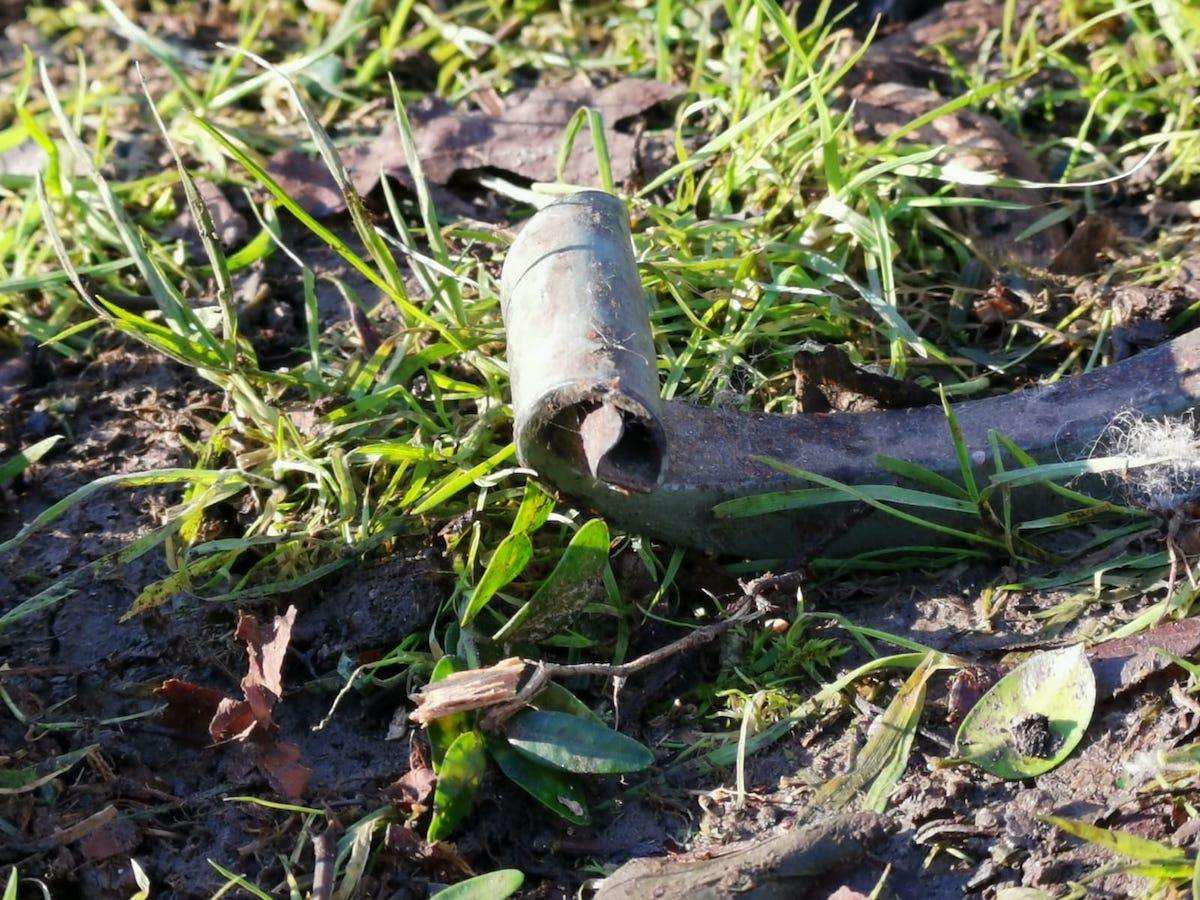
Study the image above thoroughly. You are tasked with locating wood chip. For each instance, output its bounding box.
[410,656,526,724]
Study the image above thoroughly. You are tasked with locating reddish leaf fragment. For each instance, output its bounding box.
[1049,215,1119,276]
[265,146,378,218]
[236,605,296,704]
[209,696,257,742]
[973,282,1025,326]
[386,764,437,814]
[258,739,312,801]
[402,79,681,186]
[199,605,311,799]
[168,180,247,247]
[79,820,139,862]
[155,678,226,736]
[1088,617,1200,698]
[384,823,475,879]
[207,606,298,743]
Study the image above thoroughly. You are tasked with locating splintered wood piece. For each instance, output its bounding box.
[593,812,891,900]
[410,657,527,724]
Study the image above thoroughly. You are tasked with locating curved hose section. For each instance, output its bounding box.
[502,192,1200,558]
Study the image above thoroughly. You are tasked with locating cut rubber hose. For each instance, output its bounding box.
[501,192,1200,558]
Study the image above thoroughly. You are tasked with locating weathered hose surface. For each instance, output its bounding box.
[501,191,1200,559]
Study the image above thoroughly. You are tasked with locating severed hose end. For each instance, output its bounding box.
[500,192,1200,558]
[501,191,666,494]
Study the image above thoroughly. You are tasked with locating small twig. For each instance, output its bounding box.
[479,600,761,730]
[311,822,339,900]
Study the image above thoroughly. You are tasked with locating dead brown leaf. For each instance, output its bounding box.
[1048,215,1119,276]
[265,148,377,218]
[209,606,297,742]
[972,281,1025,327]
[792,343,936,412]
[852,81,1067,268]
[1087,617,1200,698]
[384,823,475,879]
[386,764,436,815]
[862,0,1060,90]
[167,180,247,248]
[154,678,226,736]
[1093,279,1194,360]
[78,819,139,863]
[257,739,311,801]
[267,78,681,217]
[159,606,311,800]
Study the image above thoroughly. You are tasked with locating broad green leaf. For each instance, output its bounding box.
[427,656,471,772]
[3,866,16,900]
[428,731,487,842]
[511,482,554,535]
[0,435,61,485]
[503,710,653,774]
[493,519,610,642]
[460,533,532,626]
[953,645,1095,779]
[432,869,524,900]
[486,737,590,825]
[529,682,605,727]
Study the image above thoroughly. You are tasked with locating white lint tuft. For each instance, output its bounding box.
[1097,410,1200,510]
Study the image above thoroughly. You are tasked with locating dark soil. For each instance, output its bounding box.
[0,345,466,897]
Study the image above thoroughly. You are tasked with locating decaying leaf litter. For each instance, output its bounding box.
[2,0,1200,897]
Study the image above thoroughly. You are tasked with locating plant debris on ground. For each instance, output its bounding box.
[2,0,1200,897]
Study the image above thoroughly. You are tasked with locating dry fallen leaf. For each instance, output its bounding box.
[1048,215,1119,276]
[384,822,475,879]
[853,81,1067,268]
[386,764,437,815]
[267,78,681,217]
[167,180,247,248]
[209,606,295,741]
[155,678,225,736]
[159,606,311,800]
[1088,617,1200,698]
